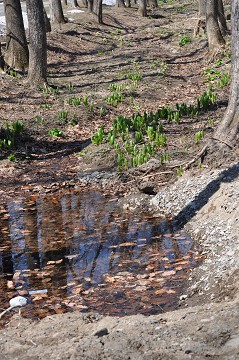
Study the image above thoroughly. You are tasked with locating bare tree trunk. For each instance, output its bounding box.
[138,0,147,16]
[3,0,29,71]
[206,0,225,55]
[116,0,125,7]
[88,0,93,12]
[50,0,66,24]
[125,0,131,7]
[0,42,5,71]
[213,0,239,146]
[62,0,68,4]
[26,0,47,86]
[218,0,228,36]
[43,6,51,32]
[93,0,103,23]
[147,0,158,8]
[82,0,88,7]
[71,0,79,6]
[194,0,206,36]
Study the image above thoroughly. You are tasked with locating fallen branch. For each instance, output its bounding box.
[168,144,208,170]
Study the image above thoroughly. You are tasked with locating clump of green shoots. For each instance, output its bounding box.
[0,120,24,150]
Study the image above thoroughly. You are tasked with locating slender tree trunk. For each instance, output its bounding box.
[218,0,228,36]
[125,0,131,7]
[63,0,68,4]
[0,42,5,70]
[82,0,88,8]
[147,0,158,8]
[93,0,103,23]
[213,0,239,146]
[3,0,28,71]
[43,6,51,32]
[138,0,147,17]
[206,0,225,55]
[50,0,66,24]
[194,0,206,36]
[71,0,79,6]
[88,0,93,12]
[26,0,47,86]
[116,0,125,7]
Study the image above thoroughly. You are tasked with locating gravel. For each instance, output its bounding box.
[150,163,239,303]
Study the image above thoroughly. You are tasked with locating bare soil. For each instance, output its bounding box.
[0,2,239,359]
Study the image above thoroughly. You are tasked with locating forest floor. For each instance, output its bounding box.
[0,1,239,359]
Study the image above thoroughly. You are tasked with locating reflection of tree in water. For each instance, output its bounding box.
[0,190,201,317]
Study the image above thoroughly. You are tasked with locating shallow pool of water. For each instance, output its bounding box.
[0,190,202,321]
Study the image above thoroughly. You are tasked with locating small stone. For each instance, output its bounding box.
[93,328,109,337]
[179,294,188,301]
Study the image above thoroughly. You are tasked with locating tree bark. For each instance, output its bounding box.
[147,0,158,8]
[194,0,206,36]
[138,0,147,17]
[125,0,131,7]
[213,0,239,146]
[71,0,79,6]
[3,0,28,71]
[26,0,47,86]
[43,5,52,32]
[93,0,103,23]
[206,0,225,54]
[116,0,125,7]
[50,0,66,24]
[88,0,93,12]
[218,0,228,36]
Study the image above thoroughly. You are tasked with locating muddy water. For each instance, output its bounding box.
[0,190,202,322]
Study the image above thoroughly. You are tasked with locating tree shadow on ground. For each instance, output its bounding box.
[173,162,239,230]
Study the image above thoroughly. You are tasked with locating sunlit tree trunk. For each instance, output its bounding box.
[116,0,125,7]
[218,0,228,36]
[138,0,147,17]
[50,0,66,24]
[147,0,158,8]
[3,0,28,71]
[213,0,239,146]
[194,0,206,36]
[125,0,131,7]
[26,0,47,86]
[71,0,79,6]
[88,0,93,12]
[43,6,51,32]
[93,0,103,23]
[206,0,225,55]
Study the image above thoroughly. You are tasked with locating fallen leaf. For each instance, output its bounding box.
[162,270,176,277]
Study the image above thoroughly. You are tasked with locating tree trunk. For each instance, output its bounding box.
[206,0,225,55]
[50,0,66,24]
[82,0,88,8]
[93,0,103,23]
[43,6,52,32]
[194,0,206,36]
[138,0,147,16]
[0,42,5,71]
[26,0,47,86]
[147,0,158,8]
[125,0,131,7]
[88,0,93,12]
[218,0,228,36]
[3,0,28,71]
[115,0,125,7]
[213,0,239,146]
[71,0,79,6]
[63,0,67,4]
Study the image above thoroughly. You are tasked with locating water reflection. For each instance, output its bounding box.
[0,190,202,320]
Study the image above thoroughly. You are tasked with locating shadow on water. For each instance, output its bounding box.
[0,190,203,322]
